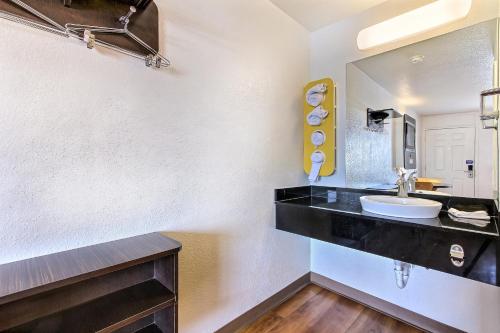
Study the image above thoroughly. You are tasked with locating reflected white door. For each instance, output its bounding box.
[425,127,475,197]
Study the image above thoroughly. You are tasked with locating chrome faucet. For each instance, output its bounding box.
[407,169,418,193]
[396,168,409,198]
[396,168,418,198]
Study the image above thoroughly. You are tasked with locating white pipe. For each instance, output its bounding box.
[394,260,412,289]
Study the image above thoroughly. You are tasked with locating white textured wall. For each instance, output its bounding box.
[346,64,405,188]
[0,1,311,332]
[311,0,500,332]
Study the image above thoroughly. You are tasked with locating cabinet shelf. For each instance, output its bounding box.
[7,279,174,333]
[135,324,163,333]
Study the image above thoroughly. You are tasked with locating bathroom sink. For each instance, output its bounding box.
[360,195,442,219]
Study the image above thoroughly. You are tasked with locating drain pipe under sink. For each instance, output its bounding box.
[394,260,412,289]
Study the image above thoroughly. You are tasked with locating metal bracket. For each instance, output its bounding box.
[83,29,95,49]
[450,244,465,267]
[119,6,137,29]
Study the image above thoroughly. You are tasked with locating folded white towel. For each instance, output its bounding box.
[448,208,490,221]
[448,214,490,228]
[307,83,328,95]
[306,84,327,107]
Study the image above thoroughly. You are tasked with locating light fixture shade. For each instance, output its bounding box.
[357,0,472,50]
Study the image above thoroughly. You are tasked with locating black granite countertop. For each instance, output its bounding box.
[276,186,499,236]
[275,186,500,287]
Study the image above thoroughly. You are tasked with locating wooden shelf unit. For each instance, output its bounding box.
[0,233,182,333]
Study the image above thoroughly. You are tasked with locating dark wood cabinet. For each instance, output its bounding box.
[0,233,182,333]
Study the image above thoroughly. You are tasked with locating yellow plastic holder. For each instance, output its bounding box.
[303,78,336,177]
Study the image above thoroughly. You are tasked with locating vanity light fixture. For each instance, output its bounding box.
[357,0,472,50]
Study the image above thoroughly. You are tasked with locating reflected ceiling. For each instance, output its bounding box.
[352,20,497,115]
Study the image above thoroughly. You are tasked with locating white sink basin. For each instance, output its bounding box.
[360,195,442,219]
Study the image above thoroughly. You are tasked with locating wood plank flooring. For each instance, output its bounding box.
[239,284,423,333]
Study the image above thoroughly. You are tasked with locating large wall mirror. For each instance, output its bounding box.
[346,19,499,199]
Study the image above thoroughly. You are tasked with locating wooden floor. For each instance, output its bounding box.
[239,284,423,333]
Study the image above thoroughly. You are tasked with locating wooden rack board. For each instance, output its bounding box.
[0,233,181,333]
[0,0,160,56]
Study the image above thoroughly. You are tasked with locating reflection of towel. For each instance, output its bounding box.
[451,204,489,213]
[448,208,490,220]
[448,214,490,228]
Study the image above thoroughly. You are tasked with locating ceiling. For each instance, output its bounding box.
[352,20,497,115]
[270,0,388,31]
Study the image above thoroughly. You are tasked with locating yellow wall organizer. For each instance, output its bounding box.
[303,78,336,181]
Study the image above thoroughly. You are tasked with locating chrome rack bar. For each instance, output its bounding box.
[0,10,67,36]
[480,88,500,130]
[65,23,171,68]
[7,0,65,31]
[65,6,170,68]
[66,29,171,68]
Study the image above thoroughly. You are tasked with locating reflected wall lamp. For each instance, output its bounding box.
[357,0,472,50]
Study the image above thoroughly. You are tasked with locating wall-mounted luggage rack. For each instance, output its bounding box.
[0,0,170,69]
